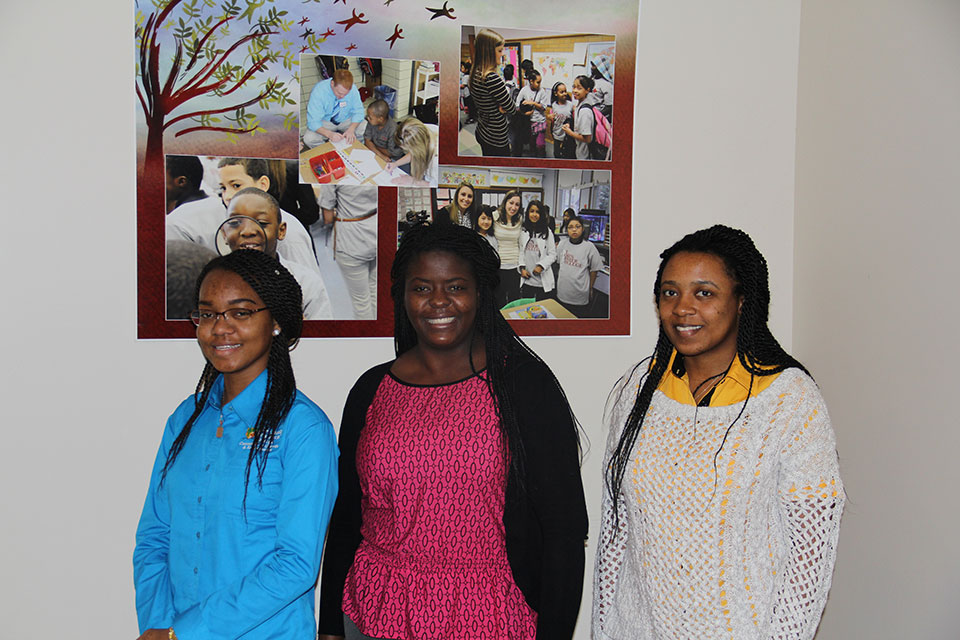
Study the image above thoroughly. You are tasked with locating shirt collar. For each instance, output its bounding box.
[657,349,779,406]
[205,368,269,427]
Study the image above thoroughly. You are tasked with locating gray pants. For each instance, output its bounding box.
[303,120,353,148]
[344,614,397,640]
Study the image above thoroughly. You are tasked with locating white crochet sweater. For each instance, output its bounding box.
[593,365,844,640]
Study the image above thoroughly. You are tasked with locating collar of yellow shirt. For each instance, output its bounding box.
[656,349,781,407]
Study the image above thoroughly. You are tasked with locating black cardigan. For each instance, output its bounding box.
[317,356,588,639]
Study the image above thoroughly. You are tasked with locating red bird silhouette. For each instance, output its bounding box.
[297,16,310,26]
[386,24,404,48]
[321,28,335,37]
[426,1,455,20]
[336,9,368,31]
[345,43,358,52]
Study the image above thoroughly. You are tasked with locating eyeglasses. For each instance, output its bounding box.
[190,307,268,327]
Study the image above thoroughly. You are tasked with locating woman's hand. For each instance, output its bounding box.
[520,268,532,279]
[561,123,573,135]
[137,629,169,640]
[328,131,344,143]
[533,265,543,275]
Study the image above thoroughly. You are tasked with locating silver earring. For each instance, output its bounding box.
[273,328,281,336]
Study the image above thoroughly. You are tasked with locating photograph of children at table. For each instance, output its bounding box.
[300,55,440,186]
[397,167,612,319]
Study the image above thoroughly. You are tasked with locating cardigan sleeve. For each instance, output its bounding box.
[591,362,644,638]
[769,374,845,640]
[510,357,588,639]
[317,363,393,636]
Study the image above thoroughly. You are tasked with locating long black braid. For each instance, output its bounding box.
[606,225,809,517]
[160,249,304,509]
[392,222,581,488]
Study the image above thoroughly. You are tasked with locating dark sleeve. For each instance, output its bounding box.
[512,359,589,639]
[316,362,392,637]
[488,72,517,115]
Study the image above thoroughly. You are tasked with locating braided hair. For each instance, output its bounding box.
[606,225,809,514]
[160,249,304,508]
[391,223,579,487]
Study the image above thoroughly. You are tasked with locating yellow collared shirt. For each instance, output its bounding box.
[656,350,780,407]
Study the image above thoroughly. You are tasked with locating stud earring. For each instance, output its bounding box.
[273,328,281,336]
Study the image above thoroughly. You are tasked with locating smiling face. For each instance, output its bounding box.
[404,250,478,354]
[527,204,540,223]
[218,164,269,208]
[658,251,742,371]
[477,211,493,232]
[505,195,521,218]
[571,78,588,102]
[456,185,474,211]
[196,269,278,393]
[224,192,286,256]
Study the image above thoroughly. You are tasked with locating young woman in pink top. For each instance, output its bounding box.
[318,222,588,640]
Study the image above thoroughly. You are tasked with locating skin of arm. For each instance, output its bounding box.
[588,270,599,299]
[342,122,359,145]
[322,207,336,226]
[561,123,591,143]
[365,138,392,162]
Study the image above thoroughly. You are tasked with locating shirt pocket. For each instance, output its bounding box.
[221,450,284,524]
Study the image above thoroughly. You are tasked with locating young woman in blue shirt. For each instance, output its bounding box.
[134,249,339,640]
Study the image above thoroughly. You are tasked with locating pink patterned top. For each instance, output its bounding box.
[342,372,537,640]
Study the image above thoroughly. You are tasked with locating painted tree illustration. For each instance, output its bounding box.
[136,0,303,179]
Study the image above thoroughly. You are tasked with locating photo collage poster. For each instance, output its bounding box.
[135,0,639,337]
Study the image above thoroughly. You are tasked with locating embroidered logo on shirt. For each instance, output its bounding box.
[239,428,283,450]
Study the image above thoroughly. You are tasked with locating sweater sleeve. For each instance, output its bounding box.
[537,231,557,270]
[512,358,588,639]
[592,362,644,639]
[769,375,845,640]
[488,72,517,115]
[317,363,392,636]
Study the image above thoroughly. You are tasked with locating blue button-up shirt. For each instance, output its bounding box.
[134,370,338,639]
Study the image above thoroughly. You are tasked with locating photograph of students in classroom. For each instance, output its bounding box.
[459,27,615,161]
[299,55,440,186]
[164,154,377,321]
[396,166,611,320]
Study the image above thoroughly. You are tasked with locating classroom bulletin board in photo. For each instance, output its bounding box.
[135,0,639,338]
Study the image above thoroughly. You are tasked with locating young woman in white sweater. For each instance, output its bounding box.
[594,225,844,640]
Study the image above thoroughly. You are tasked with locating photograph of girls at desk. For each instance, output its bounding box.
[299,54,440,186]
[397,166,612,322]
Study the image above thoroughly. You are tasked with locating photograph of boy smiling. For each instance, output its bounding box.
[221,188,334,320]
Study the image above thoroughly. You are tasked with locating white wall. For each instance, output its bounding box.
[794,1,960,637]
[1,1,803,637]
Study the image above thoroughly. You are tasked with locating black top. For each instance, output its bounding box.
[317,355,588,639]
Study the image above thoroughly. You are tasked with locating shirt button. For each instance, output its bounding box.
[197,496,202,504]
[194,567,198,574]
[196,531,201,539]
[205,464,210,471]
